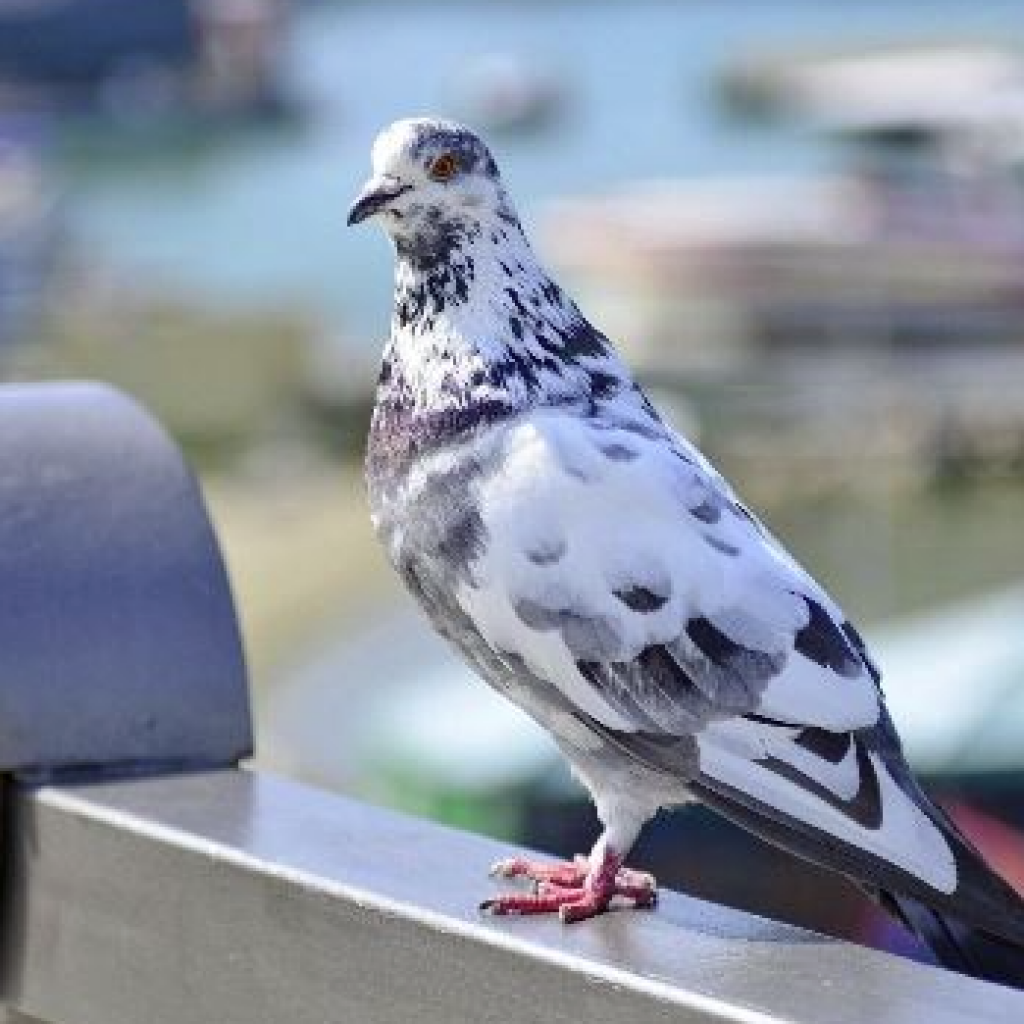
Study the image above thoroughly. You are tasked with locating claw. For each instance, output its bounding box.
[489,856,535,880]
[488,858,516,879]
[481,849,657,921]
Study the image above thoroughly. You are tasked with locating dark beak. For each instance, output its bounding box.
[347,178,410,226]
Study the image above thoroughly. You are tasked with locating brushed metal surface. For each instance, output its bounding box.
[2,770,1021,1023]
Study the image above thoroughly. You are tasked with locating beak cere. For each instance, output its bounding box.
[347,179,411,226]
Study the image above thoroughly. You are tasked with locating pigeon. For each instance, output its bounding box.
[349,116,1024,986]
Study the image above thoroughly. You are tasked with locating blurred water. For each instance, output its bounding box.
[62,1,1024,341]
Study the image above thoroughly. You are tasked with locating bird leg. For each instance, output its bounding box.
[482,843,656,922]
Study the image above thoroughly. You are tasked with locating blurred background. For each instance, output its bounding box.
[3,0,1024,964]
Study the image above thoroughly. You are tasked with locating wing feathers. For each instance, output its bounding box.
[792,596,864,678]
[696,722,957,893]
[465,411,882,737]
[692,748,1024,949]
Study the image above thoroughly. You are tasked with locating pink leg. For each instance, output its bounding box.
[482,844,657,923]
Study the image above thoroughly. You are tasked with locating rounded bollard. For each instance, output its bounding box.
[0,382,251,775]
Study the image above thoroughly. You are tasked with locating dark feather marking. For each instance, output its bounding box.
[638,646,695,697]
[687,617,744,666]
[561,615,621,659]
[681,618,783,711]
[577,645,724,734]
[690,498,721,523]
[617,419,662,441]
[504,286,530,318]
[514,597,561,631]
[794,596,863,678]
[514,599,620,659]
[842,620,882,684]
[600,442,638,462]
[639,645,740,729]
[435,506,487,579]
[535,334,562,357]
[492,350,539,392]
[588,371,621,399]
[703,533,740,556]
[746,714,866,773]
[613,586,668,613]
[794,725,853,763]
[759,737,882,829]
[724,716,883,830]
[525,538,566,565]
[556,319,609,361]
[395,207,480,273]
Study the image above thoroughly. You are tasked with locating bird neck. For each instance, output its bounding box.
[390,205,540,339]
[370,208,641,470]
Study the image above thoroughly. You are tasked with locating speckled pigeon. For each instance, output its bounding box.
[349,117,1024,986]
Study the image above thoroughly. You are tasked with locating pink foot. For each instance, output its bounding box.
[482,850,657,922]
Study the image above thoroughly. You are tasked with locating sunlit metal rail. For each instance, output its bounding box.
[2,769,1023,1024]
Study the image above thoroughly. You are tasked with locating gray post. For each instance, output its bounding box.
[0,382,251,775]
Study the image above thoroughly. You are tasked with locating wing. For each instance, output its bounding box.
[459,406,881,735]
[456,405,961,897]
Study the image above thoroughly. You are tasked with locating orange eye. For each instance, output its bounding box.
[428,152,458,182]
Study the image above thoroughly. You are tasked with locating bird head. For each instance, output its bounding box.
[348,118,513,268]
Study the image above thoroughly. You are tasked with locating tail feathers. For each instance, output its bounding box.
[883,762,1024,953]
[879,891,1024,990]
[691,770,1024,988]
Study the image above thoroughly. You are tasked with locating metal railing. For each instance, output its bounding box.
[0,383,1020,1023]
[5,769,1024,1024]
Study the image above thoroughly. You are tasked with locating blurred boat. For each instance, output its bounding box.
[0,0,293,126]
[449,53,563,134]
[540,45,1024,476]
[545,73,1024,361]
[0,0,194,99]
[718,42,1024,125]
